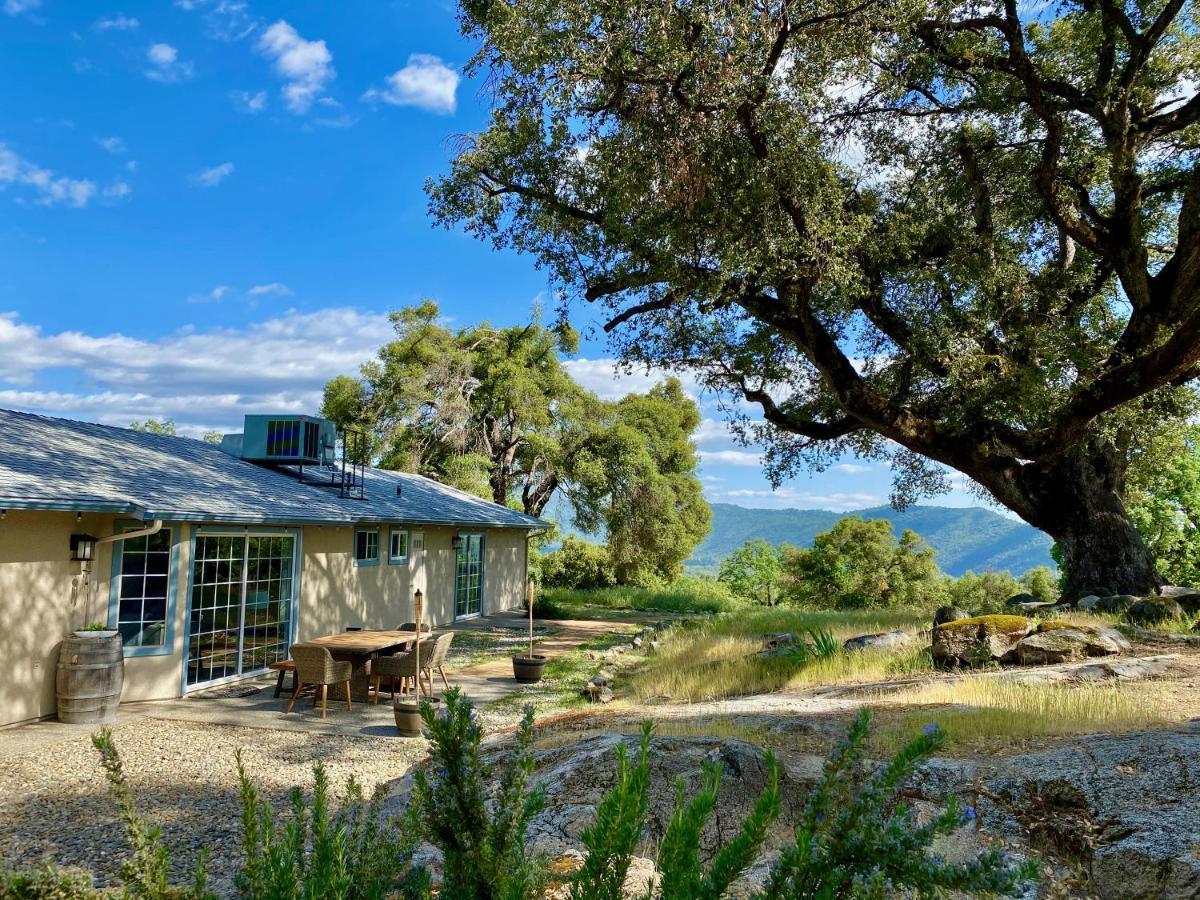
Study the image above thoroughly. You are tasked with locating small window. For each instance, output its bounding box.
[354,528,380,567]
[388,529,409,564]
[113,526,173,651]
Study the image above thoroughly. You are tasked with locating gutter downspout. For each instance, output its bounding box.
[97,519,165,547]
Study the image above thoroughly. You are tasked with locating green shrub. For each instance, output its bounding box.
[1019,566,1060,603]
[761,710,1038,897]
[783,518,948,609]
[235,753,421,900]
[718,539,787,606]
[91,729,212,900]
[410,689,546,899]
[948,570,1022,614]
[539,579,736,617]
[0,861,101,899]
[538,537,616,590]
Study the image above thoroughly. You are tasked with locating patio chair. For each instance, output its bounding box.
[371,644,431,703]
[286,644,353,719]
[427,631,454,691]
[397,622,431,633]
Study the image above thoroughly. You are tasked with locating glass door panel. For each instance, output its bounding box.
[241,536,294,673]
[186,533,295,687]
[454,534,483,619]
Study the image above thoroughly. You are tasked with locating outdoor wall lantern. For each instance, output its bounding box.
[70,533,98,562]
[451,535,463,550]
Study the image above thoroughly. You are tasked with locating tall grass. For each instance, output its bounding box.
[627,608,933,703]
[870,678,1177,753]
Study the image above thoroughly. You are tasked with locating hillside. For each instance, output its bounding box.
[687,503,1055,577]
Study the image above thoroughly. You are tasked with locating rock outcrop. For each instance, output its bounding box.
[932,605,971,628]
[1126,596,1186,625]
[843,630,911,652]
[1008,623,1130,665]
[931,615,1033,668]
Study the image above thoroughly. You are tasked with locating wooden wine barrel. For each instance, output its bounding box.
[56,634,124,724]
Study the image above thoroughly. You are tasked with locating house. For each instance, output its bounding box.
[0,408,546,728]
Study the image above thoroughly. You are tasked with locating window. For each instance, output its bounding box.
[388,529,409,564]
[112,526,173,652]
[354,528,380,566]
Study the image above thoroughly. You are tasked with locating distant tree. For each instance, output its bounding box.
[432,0,1200,600]
[605,379,712,586]
[538,536,615,590]
[784,517,945,609]
[1125,422,1200,587]
[718,539,786,606]
[202,430,224,445]
[129,419,176,436]
[1019,567,1059,603]
[947,571,1022,614]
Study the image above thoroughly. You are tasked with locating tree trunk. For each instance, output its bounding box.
[1016,440,1160,600]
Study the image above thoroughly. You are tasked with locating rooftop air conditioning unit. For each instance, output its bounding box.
[238,415,338,467]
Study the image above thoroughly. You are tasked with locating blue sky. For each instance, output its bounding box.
[0,0,985,514]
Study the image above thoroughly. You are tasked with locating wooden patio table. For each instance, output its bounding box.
[306,630,433,701]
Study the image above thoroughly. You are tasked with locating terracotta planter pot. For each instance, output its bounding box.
[393,696,439,737]
[512,655,547,684]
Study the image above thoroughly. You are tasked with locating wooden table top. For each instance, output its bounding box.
[305,629,429,655]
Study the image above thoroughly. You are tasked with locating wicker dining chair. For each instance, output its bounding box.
[426,632,454,691]
[397,622,431,633]
[286,644,353,718]
[371,644,431,703]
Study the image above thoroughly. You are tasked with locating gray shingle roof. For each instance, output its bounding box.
[0,408,546,529]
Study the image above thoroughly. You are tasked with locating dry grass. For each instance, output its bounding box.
[869,676,1180,754]
[626,608,934,704]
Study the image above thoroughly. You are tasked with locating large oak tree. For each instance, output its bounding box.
[430,0,1200,598]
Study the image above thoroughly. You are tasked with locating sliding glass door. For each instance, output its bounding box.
[454,533,483,620]
[186,533,296,688]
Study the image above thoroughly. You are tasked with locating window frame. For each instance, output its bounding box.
[388,528,410,565]
[107,521,179,658]
[354,527,381,567]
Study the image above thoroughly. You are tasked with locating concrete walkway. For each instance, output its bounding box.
[0,613,635,754]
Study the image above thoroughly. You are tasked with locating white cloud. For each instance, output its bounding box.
[247,282,291,297]
[175,0,256,42]
[831,463,871,474]
[0,308,394,435]
[3,0,41,16]
[187,285,231,304]
[699,449,762,467]
[256,20,334,114]
[145,42,195,83]
[363,54,458,115]
[95,13,138,30]
[190,161,234,187]
[0,143,97,208]
[95,135,126,154]
[103,180,131,199]
[229,89,267,113]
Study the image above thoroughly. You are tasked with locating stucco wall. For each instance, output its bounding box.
[295,524,528,639]
[0,511,188,727]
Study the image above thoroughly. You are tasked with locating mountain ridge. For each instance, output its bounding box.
[687,503,1055,577]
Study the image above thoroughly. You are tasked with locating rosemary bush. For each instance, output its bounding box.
[409,688,545,900]
[760,710,1039,898]
[235,754,421,900]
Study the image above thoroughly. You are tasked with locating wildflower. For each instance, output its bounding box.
[922,722,941,737]
[965,806,976,821]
